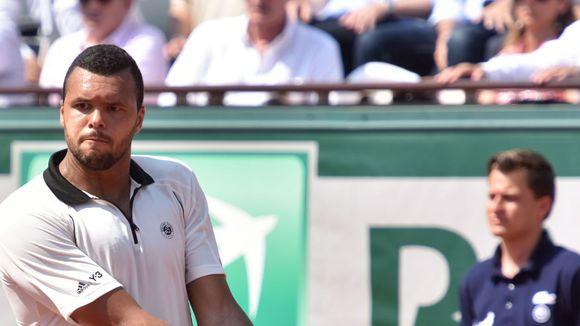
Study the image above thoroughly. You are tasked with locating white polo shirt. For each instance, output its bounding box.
[0,150,223,325]
[160,15,343,106]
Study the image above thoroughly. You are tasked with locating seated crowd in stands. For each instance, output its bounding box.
[1,0,580,107]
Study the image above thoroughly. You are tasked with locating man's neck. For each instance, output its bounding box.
[247,17,286,53]
[500,229,543,278]
[59,152,131,206]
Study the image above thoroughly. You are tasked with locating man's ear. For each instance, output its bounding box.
[134,106,145,134]
[537,195,553,221]
[59,100,65,127]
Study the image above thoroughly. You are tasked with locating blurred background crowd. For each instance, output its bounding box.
[1,0,580,107]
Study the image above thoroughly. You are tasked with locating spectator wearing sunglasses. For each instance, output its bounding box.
[38,0,167,104]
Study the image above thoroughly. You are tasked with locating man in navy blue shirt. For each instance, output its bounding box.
[460,149,580,325]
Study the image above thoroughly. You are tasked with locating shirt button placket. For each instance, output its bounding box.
[505,282,515,312]
[505,301,513,310]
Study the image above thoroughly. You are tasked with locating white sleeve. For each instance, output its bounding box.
[429,0,465,24]
[182,170,224,284]
[0,203,122,322]
[310,32,343,82]
[482,21,580,80]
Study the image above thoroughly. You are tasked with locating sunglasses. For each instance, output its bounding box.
[80,0,112,6]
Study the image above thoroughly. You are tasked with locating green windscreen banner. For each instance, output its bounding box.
[2,135,580,326]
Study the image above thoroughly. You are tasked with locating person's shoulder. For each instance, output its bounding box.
[291,21,340,50]
[41,30,83,73]
[0,174,65,224]
[1,174,46,206]
[462,257,494,286]
[553,245,580,269]
[132,155,193,179]
[560,20,580,39]
[47,29,85,51]
[131,21,166,41]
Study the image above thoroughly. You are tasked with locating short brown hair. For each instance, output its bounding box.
[487,149,555,203]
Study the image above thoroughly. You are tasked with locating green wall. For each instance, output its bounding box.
[2,104,580,177]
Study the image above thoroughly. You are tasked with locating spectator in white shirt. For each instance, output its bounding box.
[39,0,167,104]
[436,19,580,83]
[161,0,343,106]
[446,0,580,67]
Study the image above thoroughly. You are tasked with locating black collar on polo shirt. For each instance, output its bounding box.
[491,230,556,283]
[43,149,154,206]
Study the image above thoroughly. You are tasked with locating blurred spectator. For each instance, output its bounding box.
[26,0,84,54]
[0,1,32,107]
[436,19,580,103]
[160,0,342,106]
[287,0,435,76]
[22,0,83,85]
[446,0,580,66]
[39,0,167,104]
[164,0,246,62]
[476,0,576,104]
[446,0,514,67]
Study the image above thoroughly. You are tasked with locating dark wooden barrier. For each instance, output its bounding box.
[0,79,579,106]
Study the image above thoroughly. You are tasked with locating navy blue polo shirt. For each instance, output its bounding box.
[459,231,580,325]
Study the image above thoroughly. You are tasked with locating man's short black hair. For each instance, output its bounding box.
[62,44,144,108]
[487,149,555,217]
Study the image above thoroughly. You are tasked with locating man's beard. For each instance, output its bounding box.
[71,147,119,170]
[66,135,128,171]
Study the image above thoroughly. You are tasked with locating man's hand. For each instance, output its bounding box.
[435,63,486,83]
[474,0,514,33]
[531,66,580,84]
[339,3,390,34]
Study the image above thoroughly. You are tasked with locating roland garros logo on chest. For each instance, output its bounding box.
[160,221,175,239]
